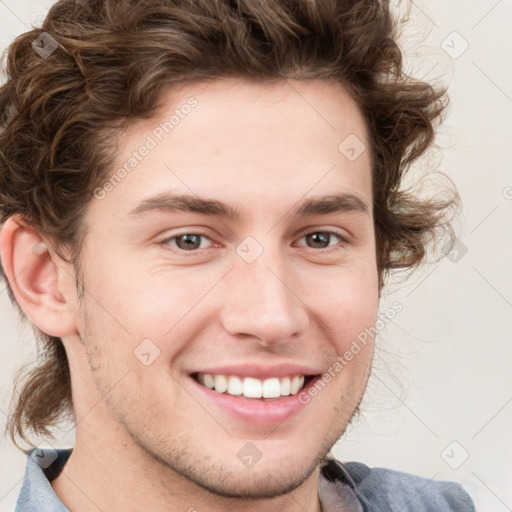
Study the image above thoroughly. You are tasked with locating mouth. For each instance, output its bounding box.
[191,372,318,400]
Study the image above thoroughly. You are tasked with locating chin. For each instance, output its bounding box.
[175,458,318,499]
[138,432,326,500]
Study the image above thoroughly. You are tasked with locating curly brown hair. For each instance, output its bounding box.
[0,0,458,448]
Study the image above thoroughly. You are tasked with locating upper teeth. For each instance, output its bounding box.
[197,373,306,398]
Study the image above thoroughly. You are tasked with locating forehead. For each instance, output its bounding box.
[91,77,372,223]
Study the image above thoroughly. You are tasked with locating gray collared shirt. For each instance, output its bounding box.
[14,448,475,511]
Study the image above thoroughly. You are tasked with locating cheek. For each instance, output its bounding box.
[81,255,182,335]
[79,273,209,385]
[304,263,379,347]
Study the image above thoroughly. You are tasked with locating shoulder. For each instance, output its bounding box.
[323,459,475,512]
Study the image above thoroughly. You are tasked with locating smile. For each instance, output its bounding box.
[194,373,312,399]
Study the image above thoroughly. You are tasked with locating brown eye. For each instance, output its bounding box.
[300,231,344,250]
[162,233,213,251]
[175,234,202,250]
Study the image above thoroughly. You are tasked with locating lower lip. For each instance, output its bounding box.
[189,376,319,426]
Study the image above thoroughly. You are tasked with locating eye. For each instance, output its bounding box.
[296,231,347,250]
[161,232,214,251]
[159,229,348,254]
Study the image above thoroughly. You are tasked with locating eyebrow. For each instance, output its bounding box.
[127,191,370,220]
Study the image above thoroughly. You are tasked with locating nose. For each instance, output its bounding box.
[219,245,309,346]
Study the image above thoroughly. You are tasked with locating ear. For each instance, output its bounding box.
[0,216,78,337]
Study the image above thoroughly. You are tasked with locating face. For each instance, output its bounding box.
[66,77,379,498]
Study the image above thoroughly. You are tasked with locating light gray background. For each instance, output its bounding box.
[0,1,511,510]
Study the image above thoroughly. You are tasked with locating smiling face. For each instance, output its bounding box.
[64,77,380,498]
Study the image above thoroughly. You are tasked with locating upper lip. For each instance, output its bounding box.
[190,363,320,380]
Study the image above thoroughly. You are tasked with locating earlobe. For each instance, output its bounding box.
[0,215,78,337]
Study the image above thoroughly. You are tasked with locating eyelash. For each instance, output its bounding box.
[159,229,349,255]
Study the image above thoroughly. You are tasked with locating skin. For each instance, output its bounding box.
[1,77,379,511]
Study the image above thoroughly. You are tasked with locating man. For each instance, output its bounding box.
[0,0,475,510]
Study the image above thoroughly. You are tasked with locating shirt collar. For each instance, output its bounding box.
[15,448,71,511]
